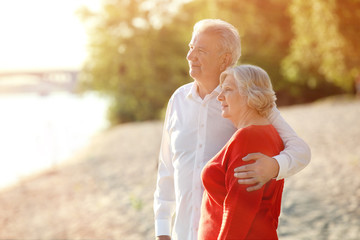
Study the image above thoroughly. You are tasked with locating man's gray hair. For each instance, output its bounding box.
[193,19,241,66]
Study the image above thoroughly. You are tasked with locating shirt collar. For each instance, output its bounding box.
[186,81,198,99]
[186,82,221,100]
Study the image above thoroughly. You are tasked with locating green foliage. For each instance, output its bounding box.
[282,0,360,91]
[78,0,359,125]
[78,0,191,124]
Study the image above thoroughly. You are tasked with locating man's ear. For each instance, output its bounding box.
[220,53,232,71]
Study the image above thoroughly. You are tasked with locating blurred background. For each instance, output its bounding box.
[0,0,359,239]
[0,0,108,188]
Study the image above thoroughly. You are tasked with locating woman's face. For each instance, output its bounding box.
[217,75,248,124]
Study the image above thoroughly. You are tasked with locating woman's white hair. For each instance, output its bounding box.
[220,64,277,117]
[192,19,241,66]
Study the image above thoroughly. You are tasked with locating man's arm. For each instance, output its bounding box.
[154,100,176,238]
[234,106,311,191]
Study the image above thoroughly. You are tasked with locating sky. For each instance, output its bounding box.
[0,0,101,72]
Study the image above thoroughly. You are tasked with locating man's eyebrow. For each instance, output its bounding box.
[196,46,208,52]
[188,43,207,50]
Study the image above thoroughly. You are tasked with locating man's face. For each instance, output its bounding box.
[186,32,224,84]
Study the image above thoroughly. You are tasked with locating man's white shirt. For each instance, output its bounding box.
[153,82,310,240]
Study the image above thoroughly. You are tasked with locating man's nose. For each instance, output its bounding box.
[187,49,195,61]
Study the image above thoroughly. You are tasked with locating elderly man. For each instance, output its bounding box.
[154,19,310,240]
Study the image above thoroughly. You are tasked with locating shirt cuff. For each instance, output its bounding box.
[273,154,289,180]
[155,219,171,237]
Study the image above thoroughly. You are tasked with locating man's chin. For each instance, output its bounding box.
[189,69,200,78]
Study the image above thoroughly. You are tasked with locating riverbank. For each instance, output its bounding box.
[0,97,359,239]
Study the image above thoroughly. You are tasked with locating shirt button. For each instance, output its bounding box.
[201,123,204,127]
[199,144,202,148]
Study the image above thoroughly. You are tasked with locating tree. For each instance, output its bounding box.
[77,0,190,124]
[282,0,360,92]
[336,0,360,92]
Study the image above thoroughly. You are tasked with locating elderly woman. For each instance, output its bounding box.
[198,65,284,240]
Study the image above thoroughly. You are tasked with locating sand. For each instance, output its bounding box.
[0,97,359,240]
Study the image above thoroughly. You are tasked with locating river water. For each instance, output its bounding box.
[0,91,109,189]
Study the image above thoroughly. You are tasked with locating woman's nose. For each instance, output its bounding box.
[217,92,224,101]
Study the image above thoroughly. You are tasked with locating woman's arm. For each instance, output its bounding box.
[219,151,263,239]
[217,131,264,239]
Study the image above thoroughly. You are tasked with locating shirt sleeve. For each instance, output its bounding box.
[218,135,264,240]
[153,98,176,237]
[268,106,311,180]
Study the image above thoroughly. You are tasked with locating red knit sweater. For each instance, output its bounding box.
[198,125,284,240]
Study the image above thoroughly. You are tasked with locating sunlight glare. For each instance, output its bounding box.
[0,0,100,71]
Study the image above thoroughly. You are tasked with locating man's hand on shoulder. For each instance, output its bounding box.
[234,152,280,192]
[156,235,171,240]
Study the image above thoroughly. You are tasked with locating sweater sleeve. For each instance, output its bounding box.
[217,133,264,240]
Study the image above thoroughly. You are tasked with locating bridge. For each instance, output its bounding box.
[0,70,79,95]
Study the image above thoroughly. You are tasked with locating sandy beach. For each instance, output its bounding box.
[0,97,359,240]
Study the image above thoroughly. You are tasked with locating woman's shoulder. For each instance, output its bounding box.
[226,125,282,158]
[234,124,274,134]
[231,125,277,142]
